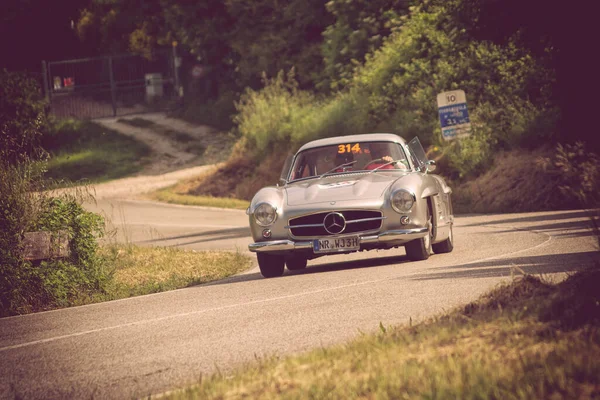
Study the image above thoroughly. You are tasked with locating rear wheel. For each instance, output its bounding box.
[432,224,454,254]
[257,253,285,278]
[405,206,433,261]
[286,257,307,271]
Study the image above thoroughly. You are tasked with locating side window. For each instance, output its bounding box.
[280,154,294,182]
[407,137,428,170]
[407,149,420,170]
[300,164,312,178]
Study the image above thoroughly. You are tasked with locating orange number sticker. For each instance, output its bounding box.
[337,144,362,154]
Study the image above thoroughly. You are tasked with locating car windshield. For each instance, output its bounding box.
[288,141,410,181]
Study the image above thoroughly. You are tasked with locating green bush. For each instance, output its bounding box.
[538,143,600,248]
[0,189,109,316]
[0,69,48,164]
[0,161,45,315]
[234,70,316,156]
[0,70,111,316]
[353,5,555,151]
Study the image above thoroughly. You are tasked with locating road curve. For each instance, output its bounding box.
[0,203,597,399]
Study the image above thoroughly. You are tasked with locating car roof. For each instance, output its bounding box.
[297,133,407,152]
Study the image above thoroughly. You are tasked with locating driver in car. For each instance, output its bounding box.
[365,143,399,170]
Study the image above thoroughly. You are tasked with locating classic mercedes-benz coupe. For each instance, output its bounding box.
[247,133,454,278]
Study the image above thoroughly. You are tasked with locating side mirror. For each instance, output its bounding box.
[425,160,436,173]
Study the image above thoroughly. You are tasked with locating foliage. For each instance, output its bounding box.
[234,70,315,155]
[225,0,331,90]
[0,78,113,316]
[320,0,409,92]
[228,3,556,180]
[540,142,600,208]
[0,161,46,315]
[0,180,110,316]
[538,143,600,247]
[77,0,173,57]
[0,69,48,164]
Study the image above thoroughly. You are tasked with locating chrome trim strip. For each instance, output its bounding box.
[284,223,324,229]
[248,240,313,252]
[345,217,386,224]
[249,227,428,253]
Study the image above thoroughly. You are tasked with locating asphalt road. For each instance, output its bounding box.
[1,201,597,399]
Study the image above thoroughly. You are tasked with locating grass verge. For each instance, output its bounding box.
[96,244,252,301]
[43,119,151,185]
[62,244,253,307]
[165,269,600,399]
[149,187,250,210]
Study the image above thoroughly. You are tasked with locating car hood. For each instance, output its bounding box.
[285,172,403,206]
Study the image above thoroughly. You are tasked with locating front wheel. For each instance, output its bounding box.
[286,257,307,271]
[432,224,454,254]
[257,253,285,278]
[405,207,433,261]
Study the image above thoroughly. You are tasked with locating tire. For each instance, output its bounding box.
[405,206,433,261]
[257,253,285,278]
[432,223,454,254]
[286,257,307,271]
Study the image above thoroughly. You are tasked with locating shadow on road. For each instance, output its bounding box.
[201,253,411,287]
[410,251,599,281]
[460,210,590,227]
[477,220,594,237]
[140,227,250,246]
[200,249,599,287]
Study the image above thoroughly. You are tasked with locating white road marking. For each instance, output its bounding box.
[0,222,559,353]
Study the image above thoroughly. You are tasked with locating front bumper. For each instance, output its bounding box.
[248,227,428,253]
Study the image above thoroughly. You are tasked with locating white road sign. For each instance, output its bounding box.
[437,90,472,141]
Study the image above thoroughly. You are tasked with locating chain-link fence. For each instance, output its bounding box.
[42,49,179,119]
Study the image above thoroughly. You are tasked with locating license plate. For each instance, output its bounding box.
[313,236,360,253]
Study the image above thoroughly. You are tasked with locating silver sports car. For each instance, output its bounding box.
[247,133,454,278]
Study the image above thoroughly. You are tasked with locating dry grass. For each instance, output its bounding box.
[150,189,250,210]
[96,244,253,300]
[165,269,600,399]
[451,147,580,214]
[184,149,285,201]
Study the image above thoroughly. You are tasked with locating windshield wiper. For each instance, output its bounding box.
[367,160,402,174]
[319,161,357,179]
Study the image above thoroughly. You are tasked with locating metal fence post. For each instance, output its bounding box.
[41,61,50,102]
[108,56,117,117]
[172,42,181,98]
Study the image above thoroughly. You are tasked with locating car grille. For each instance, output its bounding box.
[288,210,383,237]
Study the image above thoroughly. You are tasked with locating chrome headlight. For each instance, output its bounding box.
[254,203,277,226]
[391,190,415,213]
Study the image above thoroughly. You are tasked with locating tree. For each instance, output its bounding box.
[225,0,331,90]
[319,0,411,92]
[0,70,47,164]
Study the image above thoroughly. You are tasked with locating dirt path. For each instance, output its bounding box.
[77,113,232,200]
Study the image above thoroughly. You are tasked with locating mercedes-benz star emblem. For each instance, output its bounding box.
[323,212,346,234]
